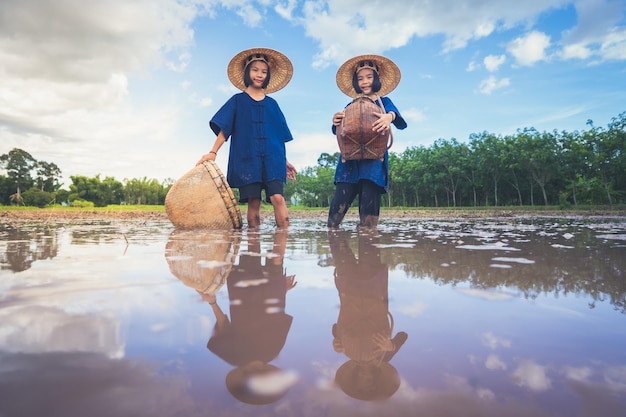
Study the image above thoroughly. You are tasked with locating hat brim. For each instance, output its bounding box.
[335,360,400,401]
[227,47,293,94]
[226,362,289,405]
[336,54,401,98]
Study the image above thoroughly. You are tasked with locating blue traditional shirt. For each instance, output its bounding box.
[331,96,407,192]
[210,92,293,188]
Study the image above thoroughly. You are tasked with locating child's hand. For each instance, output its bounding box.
[196,152,217,165]
[286,274,297,290]
[286,160,297,181]
[372,112,393,133]
[332,112,345,126]
[373,332,394,353]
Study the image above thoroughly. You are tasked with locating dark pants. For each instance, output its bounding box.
[327,180,383,228]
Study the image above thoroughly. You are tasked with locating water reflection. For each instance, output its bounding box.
[165,229,240,294]
[167,229,298,405]
[329,230,408,401]
[207,230,297,405]
[1,216,625,416]
[0,224,58,272]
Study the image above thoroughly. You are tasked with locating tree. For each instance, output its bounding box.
[35,161,62,192]
[470,132,504,206]
[0,148,36,196]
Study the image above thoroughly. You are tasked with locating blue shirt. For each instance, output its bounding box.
[331,96,407,191]
[210,92,293,188]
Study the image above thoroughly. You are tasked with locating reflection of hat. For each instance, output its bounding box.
[335,360,400,401]
[336,54,401,98]
[165,230,240,294]
[227,47,293,94]
[225,361,296,405]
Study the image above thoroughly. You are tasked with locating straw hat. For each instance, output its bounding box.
[226,362,291,405]
[336,54,401,98]
[335,360,400,401]
[227,47,293,94]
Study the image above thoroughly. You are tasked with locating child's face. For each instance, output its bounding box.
[356,68,375,95]
[248,61,269,88]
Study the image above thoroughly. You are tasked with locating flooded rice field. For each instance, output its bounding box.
[1,215,625,417]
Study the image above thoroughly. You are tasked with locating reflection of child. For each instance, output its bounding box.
[202,231,297,405]
[197,48,296,228]
[328,55,408,228]
[329,230,408,401]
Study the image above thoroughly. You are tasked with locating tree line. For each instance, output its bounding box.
[2,111,624,208]
[288,111,626,208]
[0,148,173,207]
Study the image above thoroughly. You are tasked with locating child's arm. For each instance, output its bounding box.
[196,130,227,165]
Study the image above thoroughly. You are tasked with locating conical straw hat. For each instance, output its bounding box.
[227,47,293,94]
[336,54,401,98]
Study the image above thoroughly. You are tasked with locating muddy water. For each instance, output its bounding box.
[1,216,625,417]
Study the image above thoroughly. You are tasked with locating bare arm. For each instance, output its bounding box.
[196,130,227,165]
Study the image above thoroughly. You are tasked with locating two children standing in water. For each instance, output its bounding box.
[197,48,407,229]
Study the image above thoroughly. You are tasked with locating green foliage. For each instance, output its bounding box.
[290,111,626,208]
[2,111,625,208]
[71,199,95,208]
[21,188,55,208]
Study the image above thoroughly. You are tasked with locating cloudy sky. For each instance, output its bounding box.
[1,0,625,187]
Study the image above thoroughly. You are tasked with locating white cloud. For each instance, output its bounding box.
[0,0,211,185]
[485,354,507,370]
[478,75,511,94]
[297,0,571,68]
[563,365,593,382]
[600,27,626,60]
[507,30,551,66]
[484,54,507,72]
[398,301,428,318]
[560,42,593,59]
[402,108,428,123]
[481,331,512,349]
[466,61,480,72]
[604,365,626,393]
[512,360,552,391]
[199,97,213,107]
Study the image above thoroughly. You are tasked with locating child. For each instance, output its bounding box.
[328,55,407,228]
[329,230,408,400]
[197,48,296,228]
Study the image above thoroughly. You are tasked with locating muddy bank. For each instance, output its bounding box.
[2,206,625,224]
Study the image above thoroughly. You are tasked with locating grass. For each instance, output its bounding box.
[2,203,625,218]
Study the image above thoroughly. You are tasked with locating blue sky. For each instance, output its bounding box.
[1,0,625,187]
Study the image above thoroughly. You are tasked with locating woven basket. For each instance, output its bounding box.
[165,161,243,229]
[165,229,241,294]
[337,96,392,162]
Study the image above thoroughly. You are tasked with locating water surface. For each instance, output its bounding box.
[1,215,625,417]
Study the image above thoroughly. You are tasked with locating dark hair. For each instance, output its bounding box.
[244,60,271,89]
[352,69,381,94]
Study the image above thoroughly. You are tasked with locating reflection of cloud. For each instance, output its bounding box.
[459,288,515,301]
[491,257,535,264]
[482,332,512,350]
[0,351,205,417]
[564,366,593,382]
[456,243,520,251]
[247,369,299,397]
[0,305,123,358]
[596,234,626,241]
[486,354,507,371]
[604,365,626,392]
[512,360,552,391]
[398,301,428,318]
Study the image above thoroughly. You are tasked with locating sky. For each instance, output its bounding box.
[1,0,625,188]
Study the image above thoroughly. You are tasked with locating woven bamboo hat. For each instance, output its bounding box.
[335,360,400,401]
[336,54,401,98]
[227,47,293,94]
